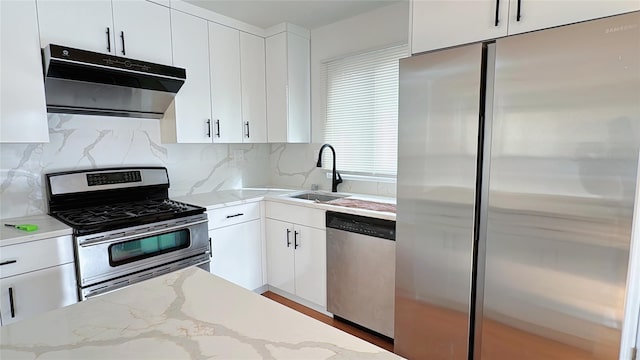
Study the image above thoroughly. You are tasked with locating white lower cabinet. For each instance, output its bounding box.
[0,235,77,326]
[209,219,262,291]
[265,219,296,294]
[0,263,77,326]
[265,202,326,308]
[206,202,263,291]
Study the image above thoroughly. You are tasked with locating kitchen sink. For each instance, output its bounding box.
[287,191,350,202]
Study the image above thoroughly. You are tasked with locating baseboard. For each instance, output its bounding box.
[266,286,333,317]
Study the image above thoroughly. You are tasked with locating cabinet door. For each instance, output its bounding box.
[168,9,212,143]
[266,33,288,143]
[0,263,77,326]
[112,0,172,65]
[240,32,267,143]
[285,33,311,143]
[507,0,640,35]
[209,22,243,143]
[266,219,295,294]
[293,225,326,307]
[1,0,49,143]
[210,220,263,290]
[37,0,114,54]
[411,0,509,54]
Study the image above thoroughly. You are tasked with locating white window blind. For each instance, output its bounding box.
[324,44,408,178]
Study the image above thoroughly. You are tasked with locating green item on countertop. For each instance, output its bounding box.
[4,224,39,232]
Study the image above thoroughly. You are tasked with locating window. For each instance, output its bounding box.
[323,44,408,179]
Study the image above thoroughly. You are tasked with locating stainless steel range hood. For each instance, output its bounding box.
[42,44,186,119]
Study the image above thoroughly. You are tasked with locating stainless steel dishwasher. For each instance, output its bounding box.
[326,211,396,338]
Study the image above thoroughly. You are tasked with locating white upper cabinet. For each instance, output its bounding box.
[163,9,212,143]
[37,0,114,54]
[410,0,640,54]
[266,29,311,143]
[111,0,173,65]
[37,0,173,65]
[411,0,509,54]
[163,15,269,144]
[240,32,268,143]
[209,22,243,143]
[506,0,640,35]
[1,0,49,143]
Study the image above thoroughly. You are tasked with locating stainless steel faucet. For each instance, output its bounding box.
[316,144,343,193]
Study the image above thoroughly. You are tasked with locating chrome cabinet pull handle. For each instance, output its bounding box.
[209,238,213,258]
[106,27,111,52]
[120,31,126,55]
[286,229,291,247]
[0,260,17,266]
[294,231,299,249]
[9,287,15,318]
[245,121,250,138]
[516,0,522,21]
[206,119,211,138]
[226,213,244,219]
[215,120,221,138]
[494,0,500,26]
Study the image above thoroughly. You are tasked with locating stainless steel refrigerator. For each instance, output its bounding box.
[395,11,640,360]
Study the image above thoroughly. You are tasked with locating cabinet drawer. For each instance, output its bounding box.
[265,201,325,229]
[0,236,74,279]
[207,202,260,229]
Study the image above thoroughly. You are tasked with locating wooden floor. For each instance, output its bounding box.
[261,291,394,353]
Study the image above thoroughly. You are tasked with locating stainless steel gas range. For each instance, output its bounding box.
[46,167,211,300]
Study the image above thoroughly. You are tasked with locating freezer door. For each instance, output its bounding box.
[481,12,640,360]
[395,43,484,360]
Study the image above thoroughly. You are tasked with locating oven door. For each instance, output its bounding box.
[75,213,210,288]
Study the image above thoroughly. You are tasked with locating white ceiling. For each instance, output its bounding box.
[183,0,405,30]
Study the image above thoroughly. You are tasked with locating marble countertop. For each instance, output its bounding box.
[0,188,395,246]
[0,267,402,359]
[0,214,72,247]
[265,191,396,221]
[172,188,295,210]
[175,188,397,221]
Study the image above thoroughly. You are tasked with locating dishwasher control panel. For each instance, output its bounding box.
[326,211,395,240]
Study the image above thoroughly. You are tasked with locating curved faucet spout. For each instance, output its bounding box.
[316,144,343,192]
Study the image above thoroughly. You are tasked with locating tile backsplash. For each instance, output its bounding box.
[0,114,270,219]
[1,115,396,219]
[269,143,396,198]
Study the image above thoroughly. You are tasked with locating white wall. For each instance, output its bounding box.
[269,2,409,196]
[0,114,270,219]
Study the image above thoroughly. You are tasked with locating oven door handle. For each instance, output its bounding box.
[79,219,209,248]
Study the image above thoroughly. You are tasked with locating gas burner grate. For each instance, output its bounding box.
[55,199,199,227]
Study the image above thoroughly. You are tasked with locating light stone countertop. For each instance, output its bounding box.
[0,188,396,246]
[174,187,397,221]
[265,191,396,221]
[0,214,72,247]
[172,188,296,210]
[0,267,403,360]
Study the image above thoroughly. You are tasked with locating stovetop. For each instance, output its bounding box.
[52,199,205,235]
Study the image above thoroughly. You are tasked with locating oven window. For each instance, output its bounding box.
[108,230,190,266]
